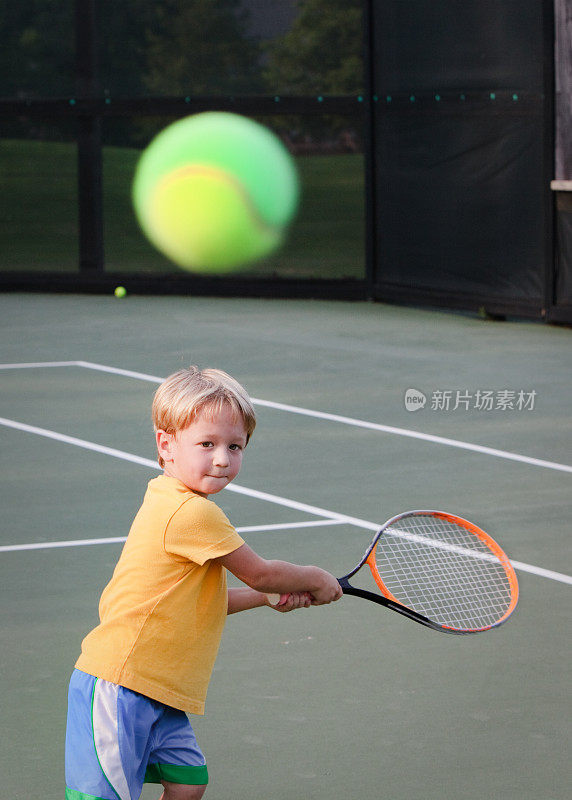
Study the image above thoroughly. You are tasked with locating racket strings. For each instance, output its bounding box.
[374,515,514,630]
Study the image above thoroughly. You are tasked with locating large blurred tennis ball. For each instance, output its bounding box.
[132,112,300,273]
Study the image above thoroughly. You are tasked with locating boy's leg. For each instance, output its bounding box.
[66,669,209,800]
[66,670,173,800]
[65,670,127,800]
[145,705,209,800]
[159,782,207,800]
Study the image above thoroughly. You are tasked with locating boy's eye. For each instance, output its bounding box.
[200,441,213,448]
[229,443,242,451]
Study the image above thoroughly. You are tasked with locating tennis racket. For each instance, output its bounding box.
[269,510,518,635]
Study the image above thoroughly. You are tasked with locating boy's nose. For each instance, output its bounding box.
[213,448,230,466]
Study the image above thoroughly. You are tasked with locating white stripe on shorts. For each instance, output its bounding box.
[92,679,132,800]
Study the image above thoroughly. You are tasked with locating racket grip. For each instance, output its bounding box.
[266,593,281,606]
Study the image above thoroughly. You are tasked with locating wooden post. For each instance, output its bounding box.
[555,0,572,180]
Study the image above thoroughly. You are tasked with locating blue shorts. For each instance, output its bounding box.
[65,669,208,800]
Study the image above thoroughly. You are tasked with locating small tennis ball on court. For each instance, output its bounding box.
[132,112,299,273]
[114,286,127,298]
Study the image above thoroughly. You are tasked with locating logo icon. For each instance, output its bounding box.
[404,388,426,412]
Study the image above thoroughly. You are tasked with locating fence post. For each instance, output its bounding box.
[75,0,104,273]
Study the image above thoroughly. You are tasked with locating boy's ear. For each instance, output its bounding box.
[156,430,175,463]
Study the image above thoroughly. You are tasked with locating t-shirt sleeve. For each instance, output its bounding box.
[164,495,245,564]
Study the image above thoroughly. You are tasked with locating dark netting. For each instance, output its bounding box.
[372,1,545,94]
[374,110,545,301]
[0,118,79,273]
[98,0,265,98]
[0,0,367,289]
[0,1,568,319]
[0,1,75,97]
[370,0,549,312]
[97,0,362,99]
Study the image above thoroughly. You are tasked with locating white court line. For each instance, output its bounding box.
[238,519,345,533]
[0,361,80,370]
[2,359,570,474]
[0,537,128,552]
[0,416,156,469]
[0,416,379,531]
[249,399,572,475]
[0,519,344,553]
[75,361,165,384]
[0,415,570,586]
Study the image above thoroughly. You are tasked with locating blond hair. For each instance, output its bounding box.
[152,366,256,468]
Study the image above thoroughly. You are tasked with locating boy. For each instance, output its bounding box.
[65,366,342,800]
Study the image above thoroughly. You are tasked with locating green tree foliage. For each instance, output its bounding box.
[264,0,363,95]
[143,0,263,95]
[98,1,156,96]
[0,0,75,96]
[1,0,262,99]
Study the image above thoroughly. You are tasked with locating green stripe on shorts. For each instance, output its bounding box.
[65,789,113,800]
[145,762,209,785]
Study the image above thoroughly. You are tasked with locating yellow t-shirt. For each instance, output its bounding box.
[76,475,245,714]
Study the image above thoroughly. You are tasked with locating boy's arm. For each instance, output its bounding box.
[217,543,342,605]
[226,587,312,615]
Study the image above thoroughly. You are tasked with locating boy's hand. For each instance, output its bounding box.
[310,570,343,605]
[268,592,313,612]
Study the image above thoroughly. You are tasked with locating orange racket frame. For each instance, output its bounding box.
[338,510,519,634]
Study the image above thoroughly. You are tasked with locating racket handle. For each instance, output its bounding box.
[266,593,281,606]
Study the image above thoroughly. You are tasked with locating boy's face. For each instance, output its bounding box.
[157,404,247,497]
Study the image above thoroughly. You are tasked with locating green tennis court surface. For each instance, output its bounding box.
[1,294,570,800]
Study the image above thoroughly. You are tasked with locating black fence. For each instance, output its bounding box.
[1,1,569,322]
